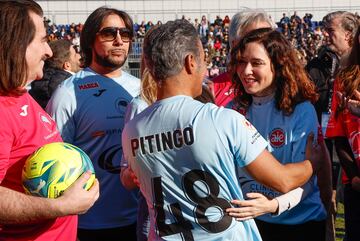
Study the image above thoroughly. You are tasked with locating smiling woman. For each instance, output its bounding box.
[235,41,274,97]
[227,28,331,241]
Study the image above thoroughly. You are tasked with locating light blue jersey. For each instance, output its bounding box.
[122,96,150,240]
[47,67,140,229]
[124,96,149,125]
[232,97,326,225]
[122,95,268,241]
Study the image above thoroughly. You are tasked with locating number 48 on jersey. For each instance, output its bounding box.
[152,169,233,240]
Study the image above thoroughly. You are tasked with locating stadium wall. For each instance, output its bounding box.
[36,0,360,24]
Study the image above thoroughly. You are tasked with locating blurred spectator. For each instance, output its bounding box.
[145,21,153,31]
[307,11,360,241]
[291,11,302,24]
[193,18,200,30]
[209,64,220,78]
[213,38,222,50]
[137,21,146,38]
[223,15,231,27]
[30,39,81,109]
[280,13,290,25]
[199,15,208,38]
[326,24,360,241]
[303,13,313,26]
[214,15,223,26]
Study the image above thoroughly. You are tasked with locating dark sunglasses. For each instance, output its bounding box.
[97,27,132,42]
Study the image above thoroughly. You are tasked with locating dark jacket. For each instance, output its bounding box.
[306,46,338,122]
[29,66,71,109]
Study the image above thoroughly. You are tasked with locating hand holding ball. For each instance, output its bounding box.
[22,142,95,198]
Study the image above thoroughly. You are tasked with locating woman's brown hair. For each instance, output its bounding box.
[229,28,318,115]
[337,25,360,115]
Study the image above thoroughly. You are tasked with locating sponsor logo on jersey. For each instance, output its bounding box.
[98,144,122,174]
[224,88,234,96]
[38,112,59,139]
[78,82,100,90]
[93,89,107,97]
[269,128,285,148]
[114,98,128,113]
[239,176,280,198]
[20,105,28,116]
[39,113,53,132]
[91,128,123,138]
[91,130,106,138]
[243,119,255,130]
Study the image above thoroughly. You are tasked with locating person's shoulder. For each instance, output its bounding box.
[60,68,95,89]
[46,67,71,81]
[200,102,244,123]
[295,100,315,110]
[293,101,317,119]
[128,96,148,111]
[0,93,31,116]
[121,71,140,82]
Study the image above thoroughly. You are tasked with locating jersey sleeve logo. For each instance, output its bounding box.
[243,119,255,130]
[38,112,54,133]
[20,105,28,116]
[269,128,285,148]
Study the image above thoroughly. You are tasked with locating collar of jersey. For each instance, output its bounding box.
[252,93,275,106]
[154,95,193,105]
[85,67,124,80]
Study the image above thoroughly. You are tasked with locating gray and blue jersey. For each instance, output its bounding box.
[122,95,267,241]
[47,67,140,229]
[234,98,326,225]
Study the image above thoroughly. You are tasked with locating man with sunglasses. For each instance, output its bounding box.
[47,7,140,241]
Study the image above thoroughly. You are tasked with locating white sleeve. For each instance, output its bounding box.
[273,182,313,216]
[46,85,76,143]
[121,98,148,167]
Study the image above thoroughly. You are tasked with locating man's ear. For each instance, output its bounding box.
[63,61,71,71]
[184,54,196,74]
[345,31,352,42]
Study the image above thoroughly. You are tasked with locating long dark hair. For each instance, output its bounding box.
[80,7,134,67]
[229,28,318,115]
[0,0,43,96]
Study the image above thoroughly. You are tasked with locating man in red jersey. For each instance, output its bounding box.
[0,1,99,240]
[212,9,274,107]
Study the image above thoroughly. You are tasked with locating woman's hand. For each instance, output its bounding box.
[226,192,279,221]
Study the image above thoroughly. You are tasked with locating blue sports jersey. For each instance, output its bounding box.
[122,95,268,241]
[47,68,140,229]
[232,97,326,225]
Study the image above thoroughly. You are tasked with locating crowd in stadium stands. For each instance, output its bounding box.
[44,11,352,78]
